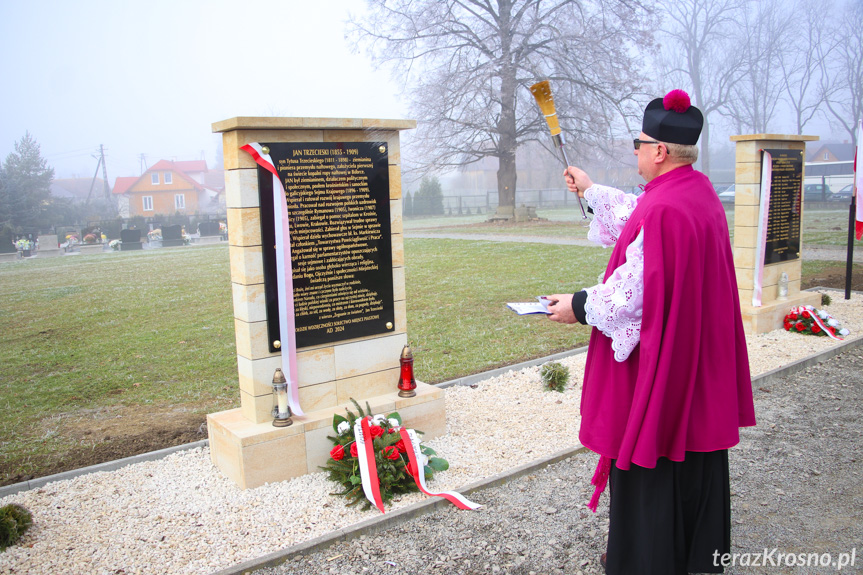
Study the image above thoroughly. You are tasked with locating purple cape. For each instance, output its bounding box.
[580,165,756,470]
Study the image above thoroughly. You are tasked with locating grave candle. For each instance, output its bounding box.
[271,368,292,427]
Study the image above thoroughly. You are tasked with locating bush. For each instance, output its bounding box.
[0,503,33,551]
[540,361,569,393]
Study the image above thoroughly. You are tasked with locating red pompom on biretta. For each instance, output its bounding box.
[642,89,703,145]
[663,89,691,113]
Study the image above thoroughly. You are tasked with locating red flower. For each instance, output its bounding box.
[802,310,811,319]
[350,442,358,458]
[383,446,400,460]
[395,439,407,453]
[330,444,345,461]
[388,428,397,434]
[812,323,821,334]
[796,322,806,332]
[790,313,798,320]
[829,327,836,336]
[784,321,792,331]
[369,425,384,438]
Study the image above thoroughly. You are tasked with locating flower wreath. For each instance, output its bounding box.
[783,305,850,340]
[321,400,449,510]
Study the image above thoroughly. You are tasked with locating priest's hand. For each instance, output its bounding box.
[546,294,577,324]
[563,167,592,197]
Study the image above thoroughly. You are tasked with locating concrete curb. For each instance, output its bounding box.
[210,444,589,575]
[0,439,209,499]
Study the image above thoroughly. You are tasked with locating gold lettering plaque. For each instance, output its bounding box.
[257,142,394,349]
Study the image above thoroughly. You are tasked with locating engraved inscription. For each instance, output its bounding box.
[762,149,803,264]
[258,142,394,349]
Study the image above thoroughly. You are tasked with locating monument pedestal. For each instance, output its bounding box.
[77,243,105,255]
[193,236,221,245]
[207,383,445,489]
[730,134,819,334]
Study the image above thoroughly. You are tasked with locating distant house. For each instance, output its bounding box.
[112,160,224,217]
[807,143,855,163]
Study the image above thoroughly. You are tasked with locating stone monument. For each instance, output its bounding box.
[120,228,143,251]
[730,134,822,333]
[208,117,445,489]
[35,235,63,258]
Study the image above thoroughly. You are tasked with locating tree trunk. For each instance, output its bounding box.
[701,116,712,178]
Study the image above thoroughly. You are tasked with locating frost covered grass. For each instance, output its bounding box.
[405,205,851,247]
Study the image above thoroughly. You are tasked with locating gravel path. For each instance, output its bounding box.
[1,291,862,575]
[255,335,863,575]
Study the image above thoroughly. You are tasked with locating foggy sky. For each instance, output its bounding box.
[0,1,407,181]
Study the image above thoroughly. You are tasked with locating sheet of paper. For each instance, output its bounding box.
[507,296,552,315]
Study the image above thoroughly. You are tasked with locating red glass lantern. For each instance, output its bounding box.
[397,344,417,397]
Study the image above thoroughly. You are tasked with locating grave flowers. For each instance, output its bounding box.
[321,399,448,511]
[15,238,31,257]
[783,305,850,340]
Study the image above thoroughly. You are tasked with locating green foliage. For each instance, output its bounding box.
[540,361,569,392]
[0,504,33,551]
[413,176,444,215]
[822,292,832,307]
[0,132,55,232]
[320,398,445,510]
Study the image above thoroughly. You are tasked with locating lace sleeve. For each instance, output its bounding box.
[584,229,645,362]
[584,185,640,247]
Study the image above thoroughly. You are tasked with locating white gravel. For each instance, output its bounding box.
[1,291,861,575]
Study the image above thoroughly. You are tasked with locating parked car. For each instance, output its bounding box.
[803,183,832,201]
[829,183,855,202]
[717,184,735,203]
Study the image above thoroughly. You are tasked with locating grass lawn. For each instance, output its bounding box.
[406,205,853,247]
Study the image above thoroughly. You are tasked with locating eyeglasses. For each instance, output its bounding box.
[633,138,660,150]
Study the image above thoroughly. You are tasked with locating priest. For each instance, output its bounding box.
[546,90,756,575]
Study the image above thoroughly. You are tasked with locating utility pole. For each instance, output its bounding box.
[100,145,109,201]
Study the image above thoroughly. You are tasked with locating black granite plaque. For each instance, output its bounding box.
[761,149,803,264]
[257,142,394,350]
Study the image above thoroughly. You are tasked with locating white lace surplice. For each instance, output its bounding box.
[582,185,645,362]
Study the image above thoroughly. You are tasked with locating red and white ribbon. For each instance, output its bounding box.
[354,417,385,513]
[753,150,772,307]
[240,143,303,416]
[398,428,481,511]
[352,418,480,513]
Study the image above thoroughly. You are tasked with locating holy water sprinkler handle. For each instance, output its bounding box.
[552,132,588,220]
[529,80,588,221]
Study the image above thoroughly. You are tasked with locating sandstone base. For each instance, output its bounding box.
[207,382,446,489]
[740,291,822,335]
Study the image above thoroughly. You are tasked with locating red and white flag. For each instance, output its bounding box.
[856,120,863,240]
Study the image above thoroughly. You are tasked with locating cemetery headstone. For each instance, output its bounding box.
[120,228,142,251]
[161,224,184,247]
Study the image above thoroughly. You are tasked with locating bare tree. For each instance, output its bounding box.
[776,0,834,135]
[654,0,748,177]
[348,0,653,214]
[824,0,863,145]
[721,0,793,134]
